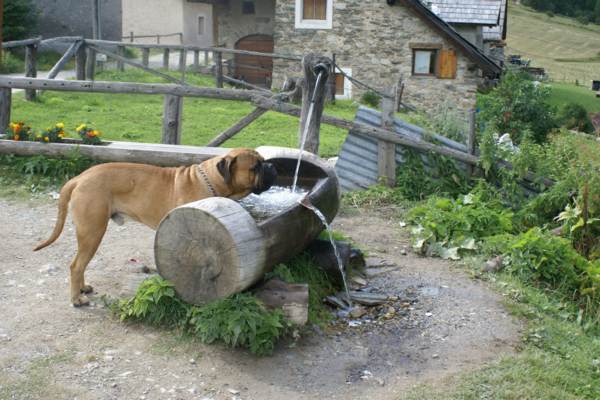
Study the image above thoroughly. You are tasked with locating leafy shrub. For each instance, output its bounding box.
[0,151,97,180]
[360,90,381,108]
[114,276,190,327]
[188,293,288,356]
[0,51,24,74]
[429,100,469,143]
[478,71,557,144]
[558,103,594,133]
[408,183,514,259]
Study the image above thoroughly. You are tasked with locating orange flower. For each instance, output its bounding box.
[14,135,20,141]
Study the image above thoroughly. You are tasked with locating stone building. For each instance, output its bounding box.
[207,0,501,112]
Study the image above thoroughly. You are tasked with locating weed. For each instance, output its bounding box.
[360,90,381,108]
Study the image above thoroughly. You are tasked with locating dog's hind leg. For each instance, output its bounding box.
[69,202,110,307]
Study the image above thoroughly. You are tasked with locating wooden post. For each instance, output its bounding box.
[141,47,149,67]
[116,45,125,71]
[214,51,223,88]
[162,94,183,144]
[129,31,134,42]
[86,0,100,80]
[466,109,476,176]
[162,48,170,69]
[86,47,96,80]
[193,50,199,70]
[378,96,396,187]
[204,50,209,65]
[0,87,11,134]
[328,53,336,103]
[178,49,186,73]
[299,54,331,155]
[75,43,86,80]
[24,44,37,101]
[394,77,404,112]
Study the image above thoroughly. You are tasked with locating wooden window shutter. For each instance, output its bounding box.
[303,0,327,20]
[335,73,345,95]
[437,49,457,79]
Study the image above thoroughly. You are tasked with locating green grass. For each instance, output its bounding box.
[10,69,356,158]
[507,3,600,83]
[402,259,600,400]
[548,82,600,114]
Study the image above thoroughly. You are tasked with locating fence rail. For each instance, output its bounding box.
[122,32,183,44]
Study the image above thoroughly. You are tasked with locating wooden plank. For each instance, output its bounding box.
[116,45,125,71]
[251,96,481,165]
[162,95,183,144]
[0,76,263,100]
[179,49,186,73]
[204,50,209,65]
[24,44,37,101]
[85,47,96,80]
[378,97,396,186]
[142,48,150,67]
[0,88,11,134]
[162,48,170,69]
[75,43,86,80]
[214,51,223,88]
[193,50,199,70]
[207,107,267,147]
[222,75,271,93]
[47,40,83,80]
[89,44,184,85]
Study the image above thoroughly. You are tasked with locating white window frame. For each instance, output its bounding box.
[335,67,352,100]
[295,0,333,30]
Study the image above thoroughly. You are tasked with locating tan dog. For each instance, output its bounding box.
[34,148,277,307]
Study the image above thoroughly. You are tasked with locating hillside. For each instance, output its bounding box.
[506,3,600,84]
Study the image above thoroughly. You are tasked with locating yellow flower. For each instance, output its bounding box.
[76,124,86,132]
[44,136,49,142]
[58,132,65,138]
[36,134,42,139]
[14,135,20,141]
[56,122,65,129]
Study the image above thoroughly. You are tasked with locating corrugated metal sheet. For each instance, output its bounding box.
[335,106,469,192]
[422,0,502,25]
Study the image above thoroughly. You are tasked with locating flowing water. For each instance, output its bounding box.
[238,186,308,221]
[291,101,315,192]
[299,199,352,306]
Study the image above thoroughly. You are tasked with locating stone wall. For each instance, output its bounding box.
[272,0,482,113]
[214,0,276,48]
[32,0,122,41]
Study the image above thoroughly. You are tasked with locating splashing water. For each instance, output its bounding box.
[238,186,308,221]
[292,101,315,192]
[300,199,352,306]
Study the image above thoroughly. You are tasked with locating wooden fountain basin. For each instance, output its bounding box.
[153,146,340,305]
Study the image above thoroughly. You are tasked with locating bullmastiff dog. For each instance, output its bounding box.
[34,148,277,307]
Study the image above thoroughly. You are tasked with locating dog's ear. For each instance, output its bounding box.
[217,156,236,184]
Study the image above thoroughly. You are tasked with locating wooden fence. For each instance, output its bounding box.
[0,36,485,187]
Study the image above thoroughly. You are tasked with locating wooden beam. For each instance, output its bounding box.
[0,88,10,134]
[207,107,267,147]
[162,95,183,144]
[47,40,83,80]
[141,48,150,67]
[0,76,264,100]
[378,97,396,186]
[222,75,271,93]
[1,36,42,49]
[116,45,125,71]
[75,43,86,80]
[162,48,170,69]
[299,54,331,154]
[85,47,96,80]
[88,44,184,85]
[24,44,37,101]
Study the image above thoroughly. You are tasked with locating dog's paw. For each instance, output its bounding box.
[80,284,94,294]
[72,294,90,307]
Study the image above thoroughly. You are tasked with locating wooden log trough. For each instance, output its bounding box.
[154,146,340,305]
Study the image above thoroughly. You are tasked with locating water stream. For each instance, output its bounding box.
[291,101,314,192]
[239,186,308,221]
[300,199,352,307]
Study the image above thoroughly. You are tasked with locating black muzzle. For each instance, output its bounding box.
[253,162,277,194]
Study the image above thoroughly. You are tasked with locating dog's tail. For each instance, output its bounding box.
[34,179,77,251]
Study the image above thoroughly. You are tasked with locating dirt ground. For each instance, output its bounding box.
[0,198,522,400]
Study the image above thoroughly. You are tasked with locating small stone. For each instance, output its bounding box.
[483,256,504,273]
[348,320,362,327]
[400,247,408,255]
[0,334,11,342]
[38,264,58,275]
[383,306,396,320]
[227,388,240,395]
[349,306,367,319]
[432,354,439,359]
[188,387,197,394]
[6,280,16,287]
[360,370,373,380]
[111,383,117,388]
[425,312,433,317]
[189,358,196,365]
[375,378,385,386]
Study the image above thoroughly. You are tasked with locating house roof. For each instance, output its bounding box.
[483,0,507,41]
[422,0,502,25]
[401,0,501,76]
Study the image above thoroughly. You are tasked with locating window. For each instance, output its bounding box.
[198,16,205,35]
[295,0,333,29]
[412,49,437,76]
[334,67,352,100]
[242,1,255,14]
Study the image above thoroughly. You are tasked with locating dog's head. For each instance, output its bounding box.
[216,148,277,198]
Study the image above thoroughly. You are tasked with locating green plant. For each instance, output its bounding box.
[478,71,557,144]
[5,121,33,141]
[0,150,97,181]
[342,184,409,208]
[76,124,102,145]
[360,90,381,108]
[114,276,190,327]
[558,102,595,133]
[0,51,24,73]
[188,293,288,356]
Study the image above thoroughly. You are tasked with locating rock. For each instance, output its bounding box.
[0,334,11,342]
[38,264,58,275]
[227,388,240,395]
[483,256,504,273]
[383,306,396,320]
[351,276,367,287]
[348,320,362,327]
[400,247,408,255]
[189,358,196,365]
[360,370,373,380]
[365,257,392,268]
[349,306,367,319]
[375,378,385,386]
[432,354,439,359]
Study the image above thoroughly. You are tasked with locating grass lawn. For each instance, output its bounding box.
[10,69,357,158]
[549,82,600,114]
[507,3,600,83]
